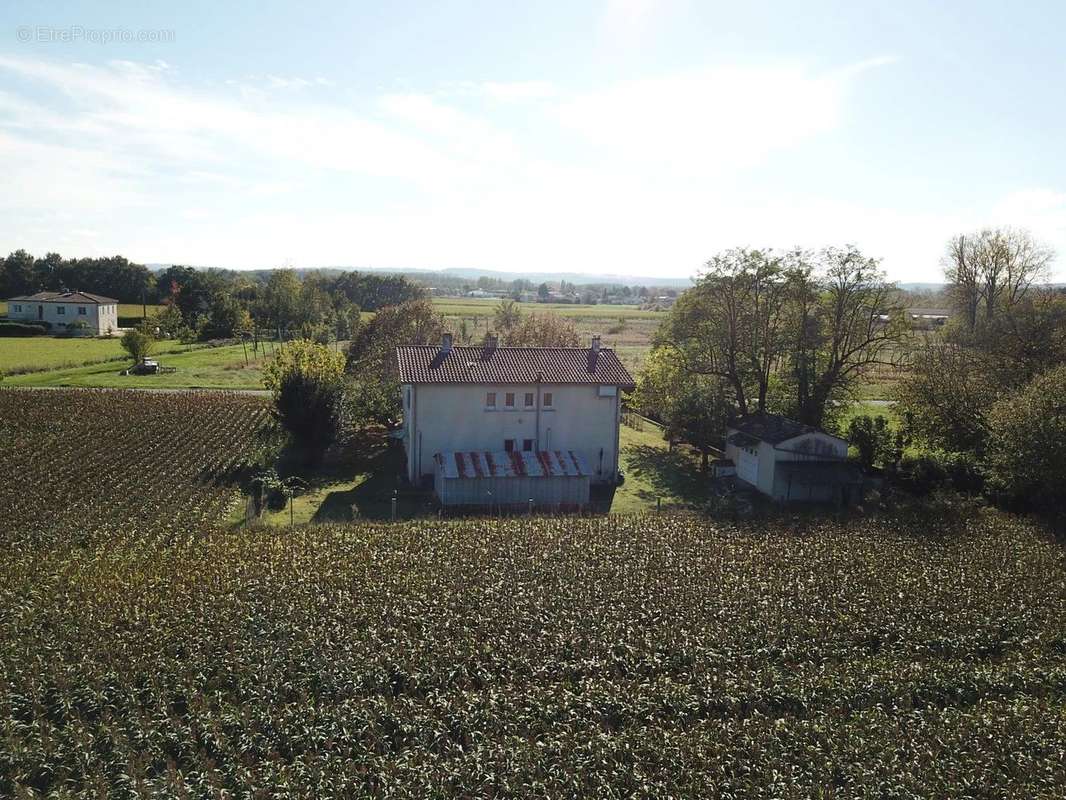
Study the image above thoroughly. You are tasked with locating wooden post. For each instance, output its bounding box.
[391,492,397,521]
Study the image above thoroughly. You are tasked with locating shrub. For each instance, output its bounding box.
[982,365,1066,508]
[0,321,49,336]
[263,339,347,453]
[846,414,892,470]
[120,326,156,362]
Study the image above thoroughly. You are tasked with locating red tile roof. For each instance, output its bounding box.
[8,291,119,304]
[397,345,635,387]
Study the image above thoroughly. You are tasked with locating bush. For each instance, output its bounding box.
[120,327,156,362]
[0,321,49,336]
[982,365,1066,508]
[263,340,347,453]
[846,414,892,470]
[892,451,984,496]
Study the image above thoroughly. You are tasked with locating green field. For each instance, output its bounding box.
[430,297,662,373]
[3,341,271,389]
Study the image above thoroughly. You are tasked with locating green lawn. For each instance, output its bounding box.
[5,342,269,389]
[0,336,131,373]
[609,419,714,514]
[242,432,435,527]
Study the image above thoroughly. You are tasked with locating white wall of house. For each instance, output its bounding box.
[725,430,847,500]
[402,382,622,485]
[7,301,118,335]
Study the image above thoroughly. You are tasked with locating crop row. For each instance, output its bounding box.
[2,503,1065,797]
[0,388,269,552]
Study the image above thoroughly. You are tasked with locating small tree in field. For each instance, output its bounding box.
[263,339,347,454]
[120,327,156,363]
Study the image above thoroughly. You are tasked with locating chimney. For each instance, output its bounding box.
[591,334,601,354]
[441,332,453,353]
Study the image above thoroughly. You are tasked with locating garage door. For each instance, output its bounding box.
[737,449,759,486]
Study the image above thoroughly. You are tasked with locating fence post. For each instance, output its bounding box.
[657,496,662,513]
[528,498,533,516]
[391,492,397,521]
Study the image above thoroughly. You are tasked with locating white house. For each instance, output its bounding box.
[7,291,120,336]
[397,334,635,508]
[723,412,863,505]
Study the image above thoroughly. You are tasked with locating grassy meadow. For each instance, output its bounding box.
[2,341,273,389]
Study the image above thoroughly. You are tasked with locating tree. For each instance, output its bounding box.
[636,346,733,467]
[120,327,156,363]
[787,247,906,427]
[203,292,252,339]
[0,249,36,297]
[537,283,550,301]
[493,299,522,332]
[895,342,1000,455]
[345,300,447,427]
[263,340,347,453]
[502,312,579,347]
[982,365,1066,508]
[661,248,795,416]
[846,414,892,470]
[943,228,1054,330]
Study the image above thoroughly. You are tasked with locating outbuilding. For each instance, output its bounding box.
[723,412,863,505]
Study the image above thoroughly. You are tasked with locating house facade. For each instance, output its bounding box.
[397,335,634,506]
[7,291,120,335]
[723,412,862,505]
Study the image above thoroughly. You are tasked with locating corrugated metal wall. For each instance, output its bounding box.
[434,465,590,508]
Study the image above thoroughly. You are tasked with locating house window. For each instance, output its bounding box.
[543,392,553,408]
[524,392,534,408]
[522,439,534,452]
[505,392,515,408]
[486,392,497,408]
[504,439,516,452]
[56,306,66,315]
[13,304,21,313]
[78,306,87,315]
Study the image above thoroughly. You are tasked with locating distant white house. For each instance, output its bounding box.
[397,334,635,508]
[7,291,120,336]
[723,412,863,505]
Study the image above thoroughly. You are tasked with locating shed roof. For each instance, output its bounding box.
[729,412,845,446]
[435,450,592,479]
[397,345,635,387]
[8,290,119,304]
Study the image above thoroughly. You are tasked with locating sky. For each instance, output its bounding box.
[1,1,1065,282]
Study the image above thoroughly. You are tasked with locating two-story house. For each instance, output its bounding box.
[397,334,635,508]
[7,291,120,335]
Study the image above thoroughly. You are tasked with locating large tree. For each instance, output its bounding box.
[660,246,903,427]
[345,299,447,427]
[943,227,1054,330]
[787,247,906,427]
[661,248,795,416]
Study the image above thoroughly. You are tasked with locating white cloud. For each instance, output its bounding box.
[3,51,1059,281]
